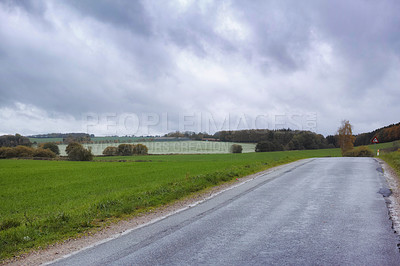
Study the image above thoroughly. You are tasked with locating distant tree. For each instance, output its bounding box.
[0,147,8,158]
[103,146,119,156]
[134,144,148,155]
[65,142,82,155]
[4,147,18,158]
[40,142,60,155]
[0,145,56,158]
[65,142,93,161]
[33,148,56,158]
[230,144,243,153]
[118,144,135,156]
[0,147,17,158]
[14,145,35,157]
[337,120,355,155]
[326,135,338,147]
[63,133,91,144]
[67,145,93,161]
[0,134,31,147]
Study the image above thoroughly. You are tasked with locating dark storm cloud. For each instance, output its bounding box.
[0,0,175,116]
[0,0,399,135]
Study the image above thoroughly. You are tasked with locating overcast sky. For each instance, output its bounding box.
[0,0,399,136]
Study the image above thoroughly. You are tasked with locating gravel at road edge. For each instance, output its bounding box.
[378,158,400,247]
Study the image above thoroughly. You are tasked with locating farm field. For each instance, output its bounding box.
[0,148,340,260]
[57,141,257,156]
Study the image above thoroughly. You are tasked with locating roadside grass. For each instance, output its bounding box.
[366,141,400,155]
[0,148,340,260]
[381,150,400,177]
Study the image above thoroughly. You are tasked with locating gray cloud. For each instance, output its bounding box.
[0,0,399,136]
[66,0,152,36]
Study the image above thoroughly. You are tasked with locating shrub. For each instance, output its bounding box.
[14,145,35,157]
[0,147,12,158]
[118,144,135,156]
[0,147,34,158]
[67,146,93,161]
[230,144,243,153]
[40,142,60,155]
[2,147,17,158]
[255,141,283,152]
[134,144,148,155]
[343,146,374,157]
[33,148,56,158]
[103,146,119,156]
[65,142,83,155]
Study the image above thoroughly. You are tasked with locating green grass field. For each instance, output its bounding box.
[0,148,340,259]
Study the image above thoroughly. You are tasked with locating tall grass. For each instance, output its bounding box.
[382,151,400,175]
[0,148,340,259]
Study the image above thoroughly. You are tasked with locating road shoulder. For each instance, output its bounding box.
[377,158,400,245]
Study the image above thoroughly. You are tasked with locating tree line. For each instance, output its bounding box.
[0,134,31,147]
[354,122,400,146]
[29,133,95,139]
[216,129,333,151]
[164,131,214,140]
[0,142,59,159]
[165,129,334,151]
[102,144,148,156]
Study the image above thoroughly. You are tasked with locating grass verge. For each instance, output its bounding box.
[381,151,400,177]
[0,148,340,260]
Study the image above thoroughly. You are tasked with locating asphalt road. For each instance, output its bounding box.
[50,158,400,265]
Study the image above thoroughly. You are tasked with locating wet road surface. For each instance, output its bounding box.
[50,158,400,265]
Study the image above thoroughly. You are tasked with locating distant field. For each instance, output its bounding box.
[58,141,258,156]
[0,148,340,259]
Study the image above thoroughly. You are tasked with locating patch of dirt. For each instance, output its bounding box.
[377,159,400,242]
[2,161,301,266]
